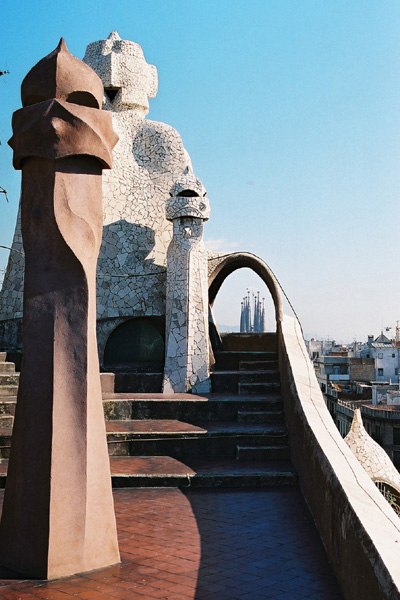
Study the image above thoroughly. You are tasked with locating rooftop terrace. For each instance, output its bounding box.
[0,487,343,599]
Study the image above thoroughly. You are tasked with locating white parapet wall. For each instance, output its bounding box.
[279,314,400,600]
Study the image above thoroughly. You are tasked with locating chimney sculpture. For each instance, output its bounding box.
[0,40,120,579]
[163,172,211,393]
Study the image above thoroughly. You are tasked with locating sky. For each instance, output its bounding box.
[1,0,400,342]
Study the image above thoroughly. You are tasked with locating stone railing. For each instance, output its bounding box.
[279,314,400,600]
[337,398,366,411]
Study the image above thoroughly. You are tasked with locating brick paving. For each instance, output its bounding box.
[110,456,294,477]
[110,456,196,477]
[106,421,207,435]
[0,487,343,599]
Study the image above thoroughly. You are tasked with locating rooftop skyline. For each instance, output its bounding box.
[1,0,400,342]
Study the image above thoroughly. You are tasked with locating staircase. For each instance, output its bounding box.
[0,337,296,488]
[0,353,18,432]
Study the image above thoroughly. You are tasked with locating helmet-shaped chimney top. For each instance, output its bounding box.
[21,38,104,109]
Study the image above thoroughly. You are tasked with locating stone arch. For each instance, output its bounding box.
[103,316,165,370]
[208,252,283,326]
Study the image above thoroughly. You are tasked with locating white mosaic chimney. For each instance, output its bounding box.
[163,172,211,393]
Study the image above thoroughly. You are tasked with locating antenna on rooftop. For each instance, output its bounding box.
[396,321,400,348]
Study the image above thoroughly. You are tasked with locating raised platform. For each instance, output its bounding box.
[0,456,296,488]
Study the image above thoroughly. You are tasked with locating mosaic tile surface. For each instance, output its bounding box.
[345,409,400,491]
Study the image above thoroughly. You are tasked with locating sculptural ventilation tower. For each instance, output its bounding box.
[0,39,120,580]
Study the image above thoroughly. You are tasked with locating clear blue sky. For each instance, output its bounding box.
[1,0,400,342]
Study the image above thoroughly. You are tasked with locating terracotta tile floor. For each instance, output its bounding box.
[104,394,202,400]
[0,457,295,480]
[110,456,196,477]
[0,488,343,599]
[105,421,206,435]
[109,456,293,477]
[104,421,283,435]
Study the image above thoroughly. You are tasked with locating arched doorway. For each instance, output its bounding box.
[103,317,165,372]
[208,252,282,355]
[210,267,276,333]
[207,252,283,392]
[208,252,283,326]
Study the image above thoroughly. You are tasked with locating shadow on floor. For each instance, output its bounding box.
[0,487,343,599]
[184,487,343,600]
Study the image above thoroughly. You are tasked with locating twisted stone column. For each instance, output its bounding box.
[0,40,120,579]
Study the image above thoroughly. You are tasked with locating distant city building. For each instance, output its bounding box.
[306,338,350,361]
[359,330,400,384]
[308,324,400,471]
[307,325,400,388]
[240,290,266,333]
[314,355,375,395]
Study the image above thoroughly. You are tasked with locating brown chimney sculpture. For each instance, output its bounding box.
[0,40,120,579]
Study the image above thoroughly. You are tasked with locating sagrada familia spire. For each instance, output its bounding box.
[240,290,266,333]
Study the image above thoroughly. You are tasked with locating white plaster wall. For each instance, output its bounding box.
[374,347,400,383]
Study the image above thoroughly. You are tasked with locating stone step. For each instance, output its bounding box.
[0,386,19,397]
[0,398,17,431]
[105,420,288,459]
[214,351,278,371]
[114,372,162,393]
[213,370,279,383]
[111,458,297,488]
[0,353,6,362]
[211,372,280,394]
[0,374,19,386]
[102,392,283,422]
[239,360,274,371]
[0,398,16,416]
[0,421,290,460]
[237,445,290,461]
[107,419,206,438]
[220,332,277,352]
[100,372,115,393]
[0,394,287,451]
[0,456,297,489]
[0,363,16,374]
[0,430,12,458]
[0,415,14,429]
[0,373,113,394]
[237,409,284,424]
[0,392,284,414]
[238,382,280,395]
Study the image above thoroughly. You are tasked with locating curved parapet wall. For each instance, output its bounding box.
[279,314,400,600]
